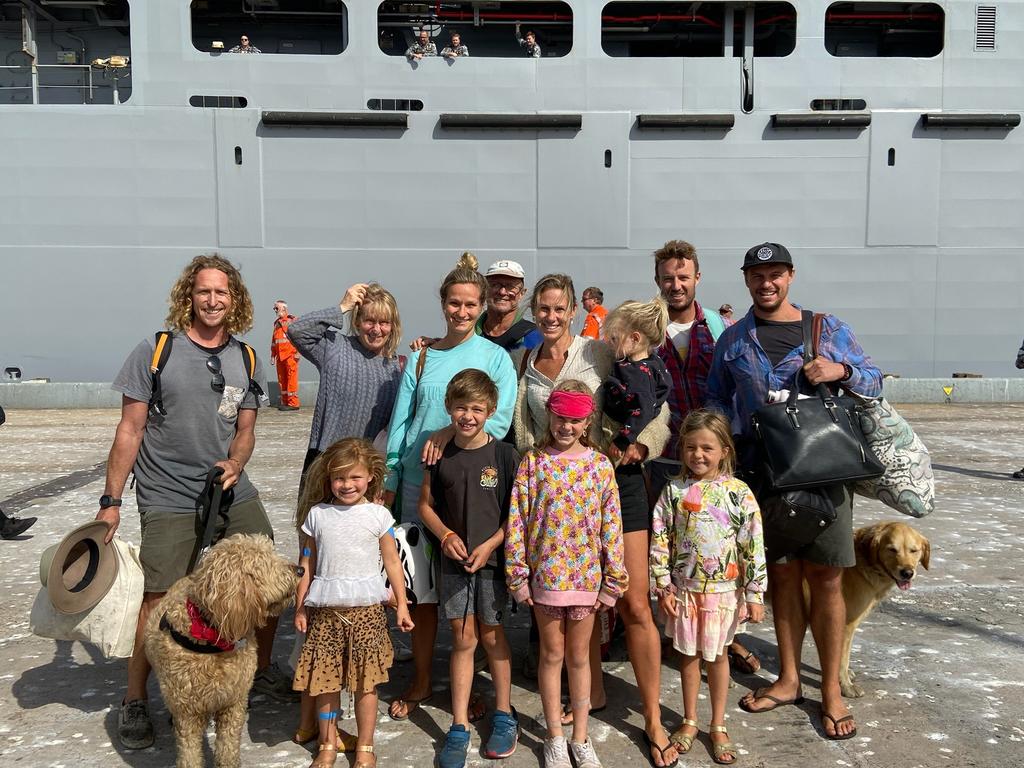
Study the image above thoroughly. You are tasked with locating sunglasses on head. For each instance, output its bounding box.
[206,355,225,393]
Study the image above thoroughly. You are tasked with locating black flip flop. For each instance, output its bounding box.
[738,686,805,713]
[387,692,433,721]
[643,731,679,768]
[822,711,858,740]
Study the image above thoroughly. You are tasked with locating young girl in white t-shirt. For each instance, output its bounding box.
[293,438,414,768]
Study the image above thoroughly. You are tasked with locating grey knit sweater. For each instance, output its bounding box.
[288,307,404,451]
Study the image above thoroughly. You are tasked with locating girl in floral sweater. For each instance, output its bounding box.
[650,410,766,766]
[505,380,627,768]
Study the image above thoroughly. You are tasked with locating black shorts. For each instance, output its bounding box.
[616,463,650,534]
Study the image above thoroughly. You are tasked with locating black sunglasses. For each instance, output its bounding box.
[206,355,225,393]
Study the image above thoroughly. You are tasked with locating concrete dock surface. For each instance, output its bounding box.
[1,404,1021,768]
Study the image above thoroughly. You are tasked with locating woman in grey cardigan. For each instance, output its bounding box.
[288,282,405,481]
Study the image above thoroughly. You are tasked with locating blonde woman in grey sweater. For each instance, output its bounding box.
[511,274,678,768]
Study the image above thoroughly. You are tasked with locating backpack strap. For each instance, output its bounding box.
[148,331,174,418]
[505,318,535,346]
[237,340,269,406]
[517,348,531,379]
[703,309,726,341]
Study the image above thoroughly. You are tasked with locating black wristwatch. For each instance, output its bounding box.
[99,495,123,509]
[840,363,853,382]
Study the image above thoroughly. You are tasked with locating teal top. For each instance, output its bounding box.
[384,334,517,493]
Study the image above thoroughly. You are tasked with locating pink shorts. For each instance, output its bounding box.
[536,603,595,621]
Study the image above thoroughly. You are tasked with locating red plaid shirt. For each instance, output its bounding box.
[654,301,719,461]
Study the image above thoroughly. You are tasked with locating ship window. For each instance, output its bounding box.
[601,2,796,58]
[0,0,131,106]
[190,95,248,108]
[377,1,573,58]
[367,98,424,111]
[191,0,348,56]
[825,2,944,57]
[811,98,867,110]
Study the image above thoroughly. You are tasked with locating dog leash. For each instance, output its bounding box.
[186,466,231,574]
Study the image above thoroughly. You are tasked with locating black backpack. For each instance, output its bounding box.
[148,331,267,418]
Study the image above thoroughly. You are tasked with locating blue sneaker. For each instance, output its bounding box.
[484,708,520,759]
[438,723,471,768]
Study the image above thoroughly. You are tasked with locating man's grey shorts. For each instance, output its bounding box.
[139,495,274,592]
[440,568,508,626]
[764,483,856,568]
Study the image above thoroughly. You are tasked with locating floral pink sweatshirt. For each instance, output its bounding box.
[505,448,628,607]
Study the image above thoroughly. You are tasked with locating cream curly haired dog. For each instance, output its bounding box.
[144,534,300,768]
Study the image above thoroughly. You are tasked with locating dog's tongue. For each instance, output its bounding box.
[897,580,911,591]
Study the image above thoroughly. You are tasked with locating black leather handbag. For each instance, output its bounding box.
[751,311,885,493]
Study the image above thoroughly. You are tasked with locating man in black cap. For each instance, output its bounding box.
[706,243,882,742]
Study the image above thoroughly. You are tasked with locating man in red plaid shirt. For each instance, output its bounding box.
[646,240,727,504]
[645,240,758,677]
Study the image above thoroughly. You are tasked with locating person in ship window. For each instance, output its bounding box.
[515,24,541,58]
[441,32,469,58]
[228,35,261,54]
[406,28,437,60]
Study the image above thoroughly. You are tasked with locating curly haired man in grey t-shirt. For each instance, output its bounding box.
[95,254,290,749]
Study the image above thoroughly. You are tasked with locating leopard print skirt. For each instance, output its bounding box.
[292,604,393,695]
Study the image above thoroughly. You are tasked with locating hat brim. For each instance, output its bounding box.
[45,521,119,615]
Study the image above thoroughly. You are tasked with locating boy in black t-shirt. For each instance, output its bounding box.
[419,370,520,766]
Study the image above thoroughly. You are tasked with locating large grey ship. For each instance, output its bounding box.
[1,0,1020,381]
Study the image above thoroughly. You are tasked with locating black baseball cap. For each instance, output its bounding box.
[742,242,793,271]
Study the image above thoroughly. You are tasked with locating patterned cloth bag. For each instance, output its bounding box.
[849,395,935,517]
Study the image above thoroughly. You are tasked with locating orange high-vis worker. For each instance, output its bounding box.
[271,301,300,409]
[581,287,608,340]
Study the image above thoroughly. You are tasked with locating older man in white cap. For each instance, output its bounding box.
[477,259,541,352]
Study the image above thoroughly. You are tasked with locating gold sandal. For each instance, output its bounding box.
[669,719,699,753]
[294,728,358,751]
[709,724,737,765]
[310,743,338,768]
[354,744,376,768]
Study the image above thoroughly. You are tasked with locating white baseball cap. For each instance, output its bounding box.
[485,260,526,280]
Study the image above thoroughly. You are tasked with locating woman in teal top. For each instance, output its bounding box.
[383,251,516,721]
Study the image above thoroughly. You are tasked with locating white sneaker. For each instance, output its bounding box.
[569,738,603,768]
[543,735,572,768]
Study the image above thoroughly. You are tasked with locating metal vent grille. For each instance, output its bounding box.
[976,5,997,51]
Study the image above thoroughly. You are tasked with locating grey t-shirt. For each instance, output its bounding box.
[112,332,264,511]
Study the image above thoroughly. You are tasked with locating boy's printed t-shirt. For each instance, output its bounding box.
[429,438,520,574]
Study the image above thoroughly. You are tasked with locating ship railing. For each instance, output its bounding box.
[0,64,95,104]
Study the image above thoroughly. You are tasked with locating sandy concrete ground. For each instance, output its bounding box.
[0,404,1021,768]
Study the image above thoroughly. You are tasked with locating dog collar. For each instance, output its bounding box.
[158,601,238,654]
[185,599,235,651]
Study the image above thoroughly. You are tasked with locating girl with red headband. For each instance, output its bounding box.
[505,380,627,768]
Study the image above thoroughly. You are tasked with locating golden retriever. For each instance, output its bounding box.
[144,534,299,768]
[839,521,930,697]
